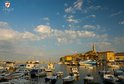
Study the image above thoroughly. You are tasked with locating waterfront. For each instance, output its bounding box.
[28,64,121,84]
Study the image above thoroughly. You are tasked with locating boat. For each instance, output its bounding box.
[30,68,46,78]
[62,75,75,83]
[26,60,39,69]
[45,75,57,84]
[108,64,120,69]
[56,71,63,77]
[64,62,71,65]
[45,63,55,72]
[79,60,96,66]
[71,67,79,77]
[83,74,94,84]
[58,62,63,64]
[10,78,30,84]
[98,70,111,77]
[103,73,119,84]
[0,74,10,82]
[7,71,25,79]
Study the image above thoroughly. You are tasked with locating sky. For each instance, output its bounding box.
[0,0,124,62]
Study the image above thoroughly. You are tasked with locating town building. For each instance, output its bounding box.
[98,51,115,62]
[115,53,124,62]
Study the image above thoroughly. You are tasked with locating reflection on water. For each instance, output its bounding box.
[38,64,103,84]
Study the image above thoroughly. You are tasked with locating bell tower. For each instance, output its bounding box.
[92,43,96,52]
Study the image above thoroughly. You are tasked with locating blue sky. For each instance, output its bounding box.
[0,0,124,62]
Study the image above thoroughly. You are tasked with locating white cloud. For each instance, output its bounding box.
[83,25,96,29]
[0,21,9,29]
[34,25,52,34]
[74,0,83,10]
[0,21,39,41]
[43,17,50,21]
[111,11,123,17]
[66,15,79,23]
[0,28,20,41]
[65,7,73,13]
[65,0,83,13]
[88,5,101,10]
[87,15,96,18]
[119,20,124,25]
[34,25,96,43]
[22,32,39,40]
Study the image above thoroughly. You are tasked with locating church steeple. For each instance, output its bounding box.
[92,43,96,52]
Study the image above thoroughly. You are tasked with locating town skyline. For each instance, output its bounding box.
[0,0,124,62]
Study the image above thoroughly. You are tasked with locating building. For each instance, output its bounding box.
[84,43,98,60]
[115,53,124,62]
[60,55,73,62]
[98,51,115,62]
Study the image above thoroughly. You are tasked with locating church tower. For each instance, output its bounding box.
[92,43,96,52]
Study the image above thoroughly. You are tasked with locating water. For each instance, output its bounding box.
[33,64,103,84]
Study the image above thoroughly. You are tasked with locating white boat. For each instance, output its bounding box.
[103,73,119,83]
[56,71,63,77]
[45,63,55,72]
[58,62,63,64]
[79,60,96,66]
[71,67,79,77]
[26,60,39,69]
[63,75,75,83]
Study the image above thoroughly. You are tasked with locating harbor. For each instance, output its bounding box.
[0,60,124,84]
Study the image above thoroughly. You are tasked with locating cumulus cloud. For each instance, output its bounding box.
[34,25,96,44]
[34,25,52,34]
[0,28,19,41]
[0,21,39,41]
